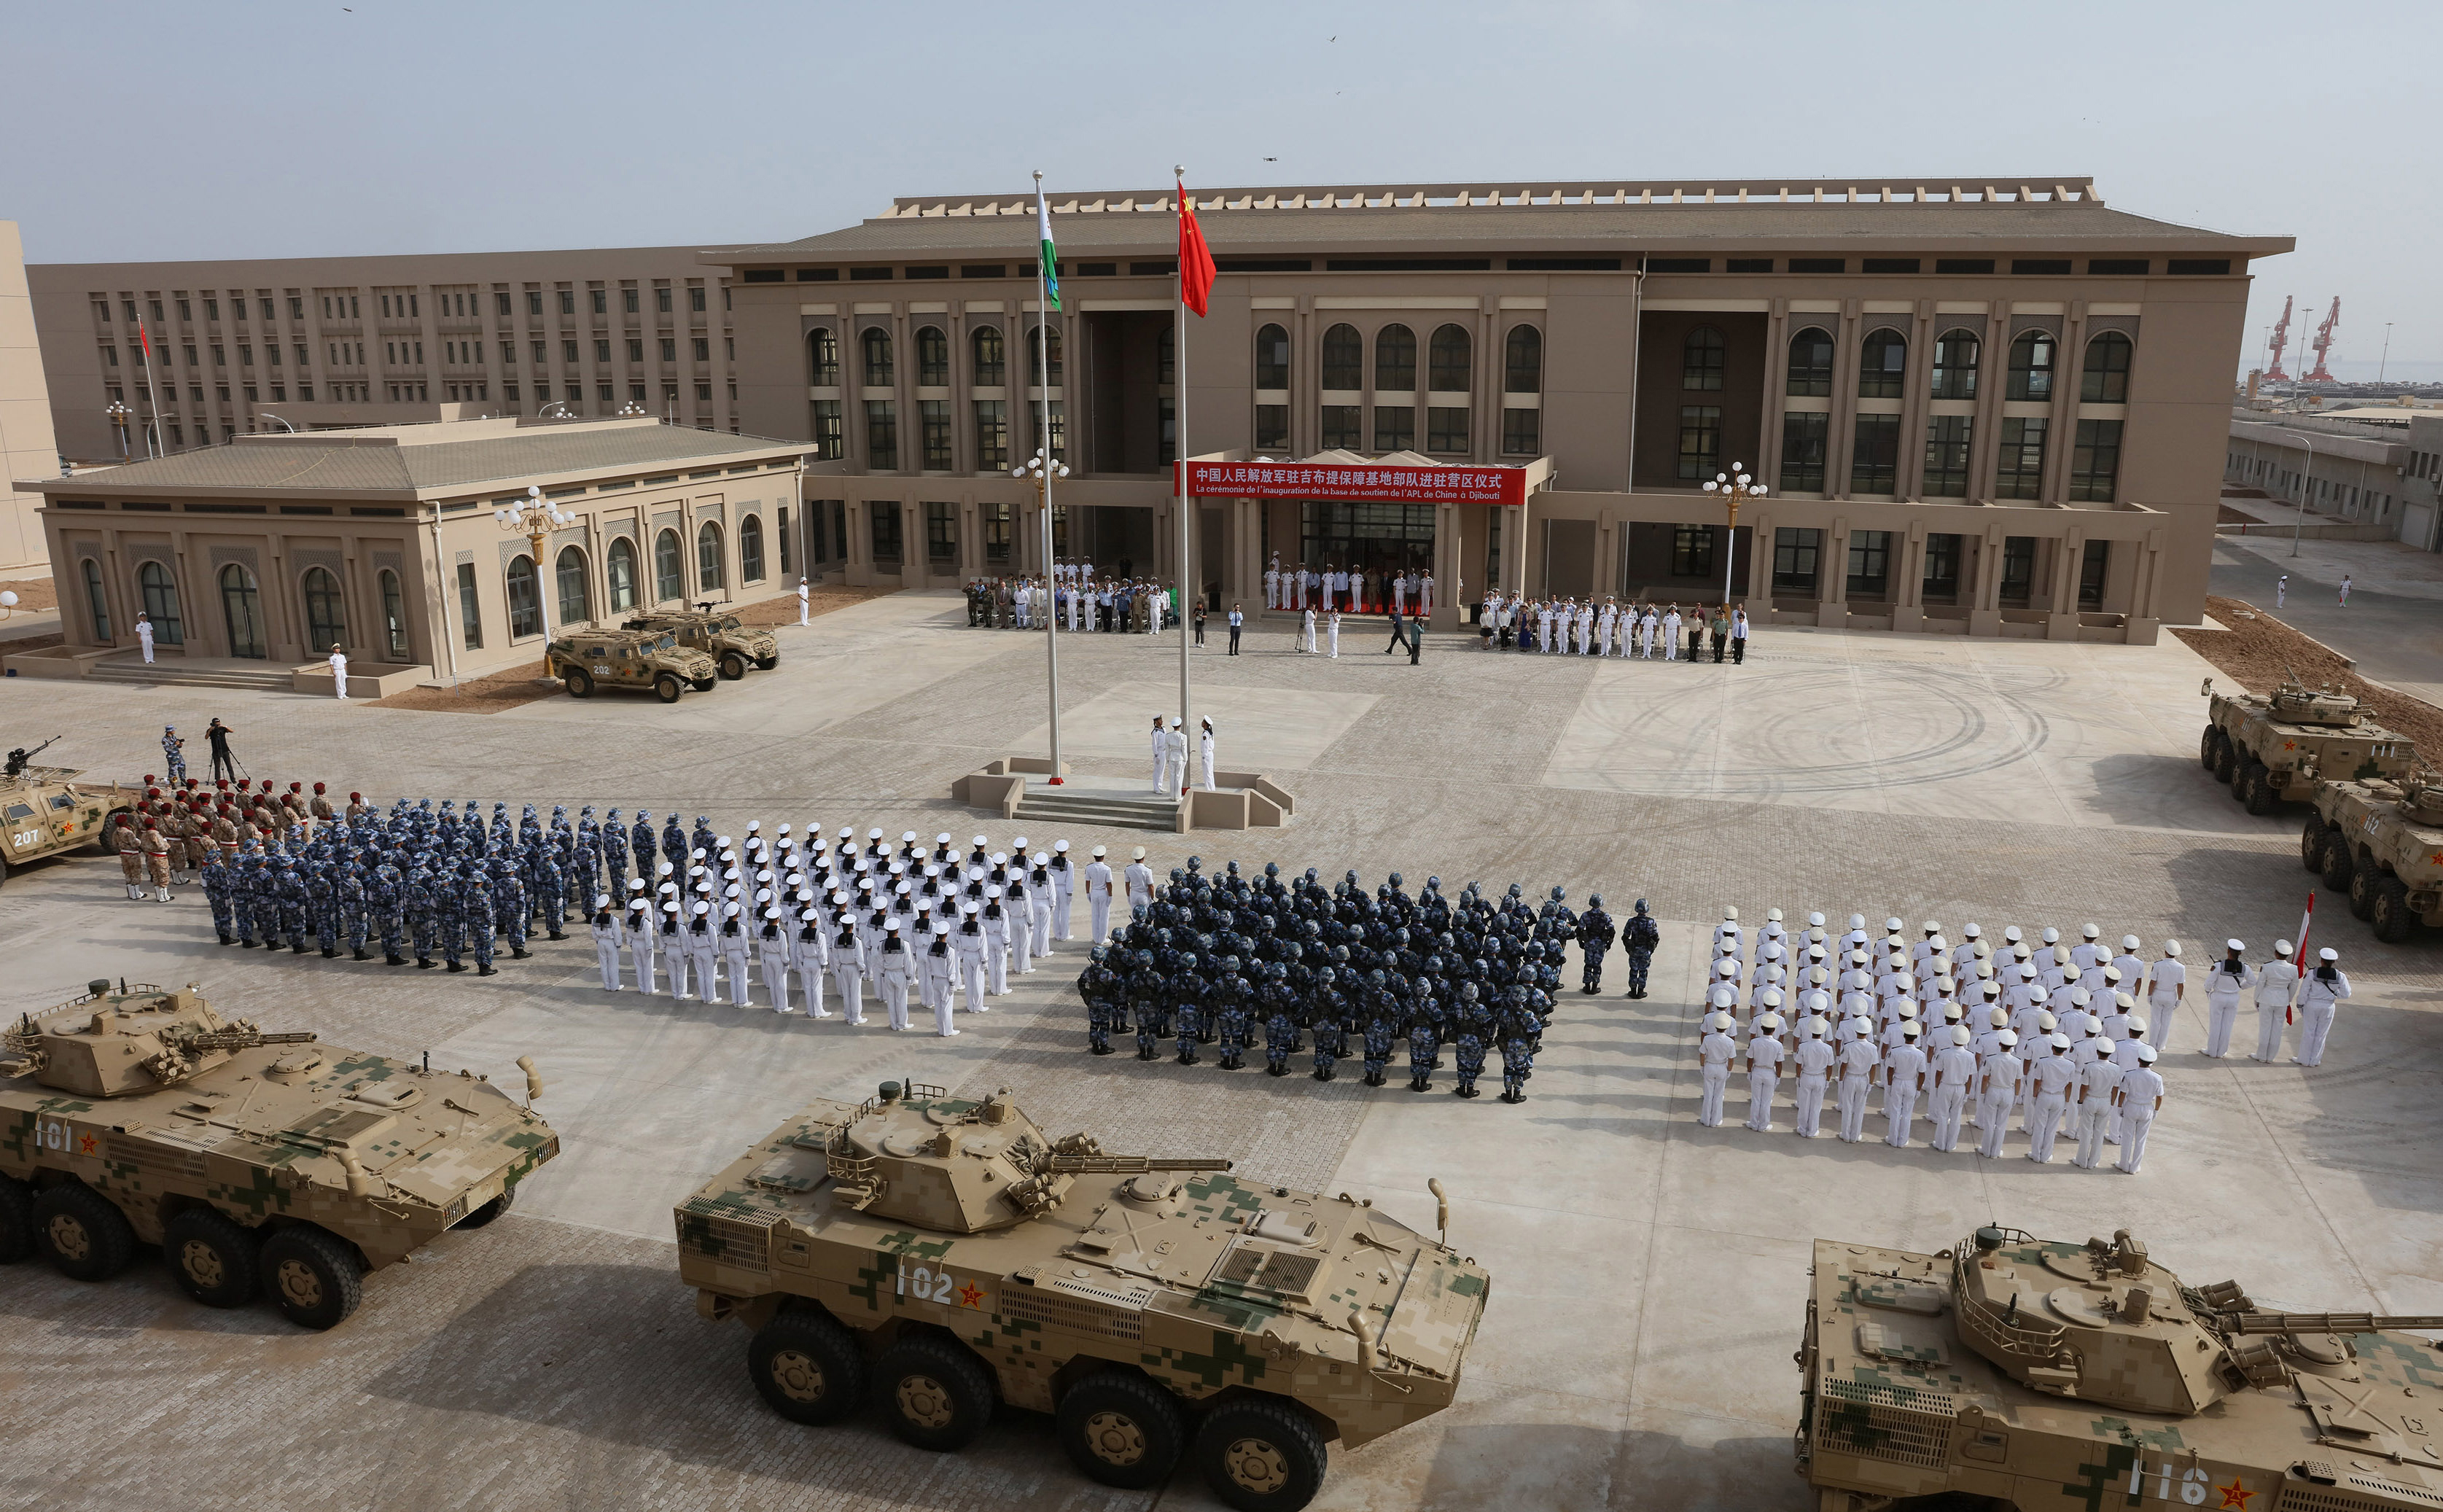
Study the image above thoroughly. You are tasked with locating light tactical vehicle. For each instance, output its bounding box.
[2200,676,2415,814]
[622,606,779,682]
[545,626,718,704]
[2304,770,2443,942]
[1,739,138,889]
[1800,1225,2443,1511]
[1,979,558,1328]
[678,1081,1489,1511]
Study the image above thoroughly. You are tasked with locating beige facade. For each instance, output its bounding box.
[25,247,746,469]
[717,176,2289,640]
[13,417,809,680]
[0,222,65,572]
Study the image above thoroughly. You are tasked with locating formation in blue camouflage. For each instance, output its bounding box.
[1072,860,1635,1103]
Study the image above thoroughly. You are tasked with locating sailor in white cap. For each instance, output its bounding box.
[1696,998,1739,1127]
[2139,940,2186,1053]
[756,906,792,1012]
[1882,1021,1928,1147]
[1743,1011,1786,1133]
[1048,839,1075,939]
[1835,1016,1880,1143]
[718,901,755,1005]
[2113,1044,2163,1174]
[1714,908,1744,960]
[829,897,867,1024]
[1001,853,1034,975]
[951,901,988,1012]
[587,893,624,990]
[1084,845,1115,942]
[873,916,914,1031]
[794,905,832,1018]
[1026,852,1056,958]
[922,924,959,1034]
[1974,1028,2023,1159]
[1791,1014,1838,1138]
[2251,939,2299,1061]
[2294,947,2350,1066]
[1166,718,1190,793]
[1123,846,1156,915]
[626,893,657,994]
[2070,922,2105,974]
[981,884,1012,995]
[687,899,722,1003]
[1199,717,1217,792]
[1759,907,1787,950]
[2070,1029,2126,1170]
[1925,1024,1979,1153]
[2025,1033,2078,1162]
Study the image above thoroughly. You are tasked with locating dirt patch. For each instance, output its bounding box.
[2216,504,2263,525]
[1,633,66,655]
[1,578,59,613]
[727,583,896,628]
[2173,594,2443,756]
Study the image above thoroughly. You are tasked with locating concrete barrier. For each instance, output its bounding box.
[292,663,430,697]
[1,645,114,679]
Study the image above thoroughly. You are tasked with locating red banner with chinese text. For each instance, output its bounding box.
[1178,459,1527,507]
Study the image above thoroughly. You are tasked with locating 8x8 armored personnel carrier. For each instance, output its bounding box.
[1,980,558,1328]
[2305,770,2443,942]
[678,1080,1489,1511]
[1800,1225,2443,1511]
[2202,677,2415,814]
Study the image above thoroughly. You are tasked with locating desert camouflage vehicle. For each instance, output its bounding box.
[2304,770,2443,943]
[2200,676,2415,814]
[545,626,718,704]
[1,979,558,1328]
[0,741,139,890]
[622,606,779,681]
[1800,1224,2443,1511]
[679,1080,1489,1511]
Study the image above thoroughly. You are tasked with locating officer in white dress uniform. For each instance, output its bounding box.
[1975,1030,2023,1159]
[1791,1016,1837,1137]
[1925,1024,1979,1153]
[1696,1001,1738,1128]
[2251,940,2299,1061]
[1150,715,1172,793]
[1744,1013,1785,1132]
[2070,1042,2124,1170]
[1882,1022,1928,1146]
[1835,1017,1879,1143]
[1123,847,1155,916]
[2025,1034,2078,1162]
[2201,940,2252,1057]
[2114,1044,2163,1174]
[2294,948,2350,1066]
[1084,845,1115,942]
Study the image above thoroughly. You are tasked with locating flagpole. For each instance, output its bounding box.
[1034,169,1063,785]
[138,316,165,456]
[1175,166,1193,794]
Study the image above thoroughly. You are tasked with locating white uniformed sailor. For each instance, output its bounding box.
[2251,940,2299,1061]
[2294,947,2350,1066]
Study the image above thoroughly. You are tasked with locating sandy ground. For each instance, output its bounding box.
[2175,593,2443,755]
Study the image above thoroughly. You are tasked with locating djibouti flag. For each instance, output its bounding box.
[1037,192,1060,311]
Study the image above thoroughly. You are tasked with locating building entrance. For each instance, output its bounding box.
[1298,501,1434,612]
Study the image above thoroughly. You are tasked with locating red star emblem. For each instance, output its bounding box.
[2429,852,2443,865]
[957,1281,984,1308]
[2283,741,2296,751]
[2218,1481,2253,1510]
[77,1132,96,1154]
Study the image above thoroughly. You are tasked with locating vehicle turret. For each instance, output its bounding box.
[2267,675,2369,728]
[0,979,314,1096]
[1950,1226,2235,1415]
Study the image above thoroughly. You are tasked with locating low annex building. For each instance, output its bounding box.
[12,416,810,683]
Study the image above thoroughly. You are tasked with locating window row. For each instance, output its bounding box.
[77,558,410,662]
[1776,325,2133,403]
[1765,411,2122,500]
[1264,322,1540,394]
[1768,529,2119,612]
[1252,402,1543,457]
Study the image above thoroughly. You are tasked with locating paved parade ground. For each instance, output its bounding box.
[6,590,2442,1512]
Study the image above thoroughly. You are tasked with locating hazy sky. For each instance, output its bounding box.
[6,0,2436,379]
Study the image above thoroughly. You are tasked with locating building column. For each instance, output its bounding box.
[1828,299,1862,501]
[1760,299,1790,490]
[1816,514,1849,628]
[2043,301,2088,503]
[1743,511,1770,605]
[1967,524,2004,636]
[1968,304,2007,502]
[1897,300,1934,500]
[2046,528,2084,639]
[1891,520,1927,632]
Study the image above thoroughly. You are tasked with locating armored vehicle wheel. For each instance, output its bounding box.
[874,1333,995,1451]
[691,676,717,692]
[718,650,749,680]
[2212,739,2239,785]
[2200,724,2221,770]
[2321,833,2357,890]
[747,1309,866,1425]
[2241,763,2280,815]
[564,667,594,699]
[0,1174,35,1263]
[755,654,779,671]
[2373,878,2421,943]
[0,852,9,890]
[1056,1370,1185,1489]
[88,808,131,854]
[261,1225,363,1330]
[455,1182,516,1229]
[33,1183,136,1282]
[1193,1397,1328,1512]
[654,673,683,704]
[163,1207,262,1308]
[2302,818,2330,871]
[2349,864,2382,921]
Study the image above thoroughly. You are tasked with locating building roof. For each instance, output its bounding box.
[709,178,2291,263]
[18,418,804,499]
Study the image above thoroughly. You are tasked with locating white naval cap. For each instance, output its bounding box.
[1055,840,1069,852]
[1705,1010,1734,1031]
[1950,1025,1971,1045]
[2003,926,2022,944]
[2070,986,2091,1005]
[1806,1016,1827,1037]
[1901,1021,1921,1037]
[1962,922,1982,940]
[2275,939,2294,955]
[2041,927,2060,944]
[2081,922,2100,939]
[1850,1017,1874,1037]
[1885,917,1904,932]
[901,830,917,843]
[1133,846,1147,859]
[1091,845,1107,857]
[2163,940,2181,956]
[2226,938,2245,952]
[594,893,610,908]
[1807,912,1826,928]
[1993,1028,2017,1048]
[1848,913,1865,930]
[1990,1006,2010,1028]
[1708,986,1737,1009]
[868,828,884,840]
[1722,907,1738,921]
[972,834,989,846]
[1758,1013,1783,1033]
[986,885,1002,898]
[1922,920,1941,935]
[2113,991,2136,1010]
[1766,907,1783,921]
[2122,934,2140,951]
[2318,946,2339,961]
[2048,1033,2070,1051]
[1759,987,1784,1007]
[693,901,709,915]
[2135,1043,2157,1063]
[937,833,953,844]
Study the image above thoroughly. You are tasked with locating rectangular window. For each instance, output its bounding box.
[564,340,580,363]
[655,287,672,313]
[1371,405,1414,451]
[594,338,612,362]
[1999,537,2038,608]
[982,502,1010,564]
[865,400,899,467]
[1861,257,1920,275]
[626,338,644,362]
[2011,259,2073,276]
[1779,412,1828,493]
[1320,405,1360,450]
[1255,404,1289,452]
[589,289,607,315]
[1922,416,1973,496]
[1922,532,1963,604]
[1040,400,1066,462]
[920,400,952,469]
[659,338,676,362]
[869,502,903,565]
[1500,408,1540,456]
[1996,417,2048,499]
[693,337,710,362]
[1676,405,1722,481]
[1788,257,1844,274]
[2078,539,2110,610]
[925,502,958,565]
[1772,527,1822,596]
[2070,418,2122,502]
[456,561,483,649]
[1850,414,1901,494]
[690,287,707,313]
[1427,406,1469,453]
[1670,524,1714,578]
[1158,396,1177,467]
[1845,529,1893,600]
[973,400,1008,469]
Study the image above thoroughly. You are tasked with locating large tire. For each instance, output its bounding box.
[88,809,131,854]
[2213,739,2240,785]
[563,666,594,699]
[454,1182,515,1230]
[2348,864,2381,921]
[1193,1397,1330,1512]
[2242,763,2280,816]
[873,1333,996,1451]
[0,852,10,891]
[2200,724,2221,771]
[718,650,748,681]
[2373,878,2421,944]
[1056,1370,1185,1490]
[2321,833,2357,891]
[34,1183,136,1282]
[654,673,683,704]
[2301,818,2329,871]
[261,1225,364,1330]
[0,1174,34,1263]
[755,654,779,671]
[691,677,717,693]
[747,1309,867,1425]
[163,1207,262,1309]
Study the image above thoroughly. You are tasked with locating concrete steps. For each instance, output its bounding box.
[1013,787,1179,832]
[86,660,294,692]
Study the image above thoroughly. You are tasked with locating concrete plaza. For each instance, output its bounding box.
[4,591,2439,1512]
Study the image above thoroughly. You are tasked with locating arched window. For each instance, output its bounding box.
[1254,323,1290,389]
[915,325,948,387]
[654,529,683,601]
[1428,324,1471,391]
[1858,329,1906,399]
[505,555,540,639]
[81,557,111,640]
[2006,330,2056,401]
[219,564,265,659]
[807,327,838,386]
[1026,325,1062,386]
[607,537,638,612]
[1320,323,1362,389]
[1930,329,1981,400]
[1678,325,1727,391]
[302,565,345,652]
[1786,327,1834,397]
[740,514,765,582]
[1374,324,1416,390]
[2081,331,2133,403]
[1503,327,1541,394]
[556,545,590,625]
[378,568,406,658]
[860,327,893,387]
[698,521,725,592]
[971,326,1004,386]
[137,559,184,645]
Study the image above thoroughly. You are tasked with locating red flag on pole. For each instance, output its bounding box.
[137,316,154,359]
[2289,891,2315,1024]
[1176,177,1215,317]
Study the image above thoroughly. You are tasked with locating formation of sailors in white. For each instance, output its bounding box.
[1692,911,2355,1176]
[1475,595,1750,660]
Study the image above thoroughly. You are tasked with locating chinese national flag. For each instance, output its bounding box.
[1177,177,1215,317]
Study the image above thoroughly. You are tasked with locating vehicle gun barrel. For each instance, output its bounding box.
[182,1029,320,1051]
[5,735,61,777]
[2224,1312,2443,1335]
[1043,1155,1234,1174]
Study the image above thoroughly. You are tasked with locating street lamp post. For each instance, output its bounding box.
[1017,448,1070,783]
[495,483,576,672]
[259,413,296,433]
[106,402,130,460]
[1701,464,1767,608]
[2272,429,2318,558]
[618,401,647,418]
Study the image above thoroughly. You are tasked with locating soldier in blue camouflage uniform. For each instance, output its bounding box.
[339,857,370,959]
[373,863,408,965]
[1498,989,1538,1102]
[1309,966,1346,1081]
[410,862,442,968]
[1131,951,1165,1061]
[1452,983,1488,1098]
[275,862,311,954]
[1212,959,1252,1069]
[1406,992,1438,1091]
[1623,897,1660,998]
[1261,965,1299,1076]
[1170,951,1207,1066]
[1577,893,1616,994]
[1081,946,1117,1054]
[437,865,469,973]
[1360,972,1398,1086]
[306,858,340,957]
[467,873,499,975]
[533,841,569,941]
[572,814,601,920]
[201,849,235,944]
